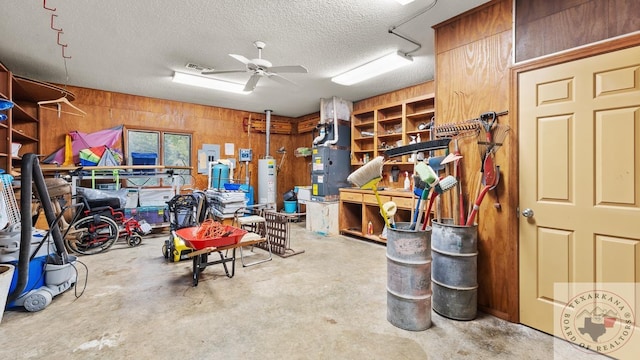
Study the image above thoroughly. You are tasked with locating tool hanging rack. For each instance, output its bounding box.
[433,111,508,139]
[433,119,481,139]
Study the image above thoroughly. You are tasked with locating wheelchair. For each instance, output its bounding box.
[64,196,150,255]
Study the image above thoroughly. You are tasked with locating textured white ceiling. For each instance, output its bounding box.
[0,0,488,117]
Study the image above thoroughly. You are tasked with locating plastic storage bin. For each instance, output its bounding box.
[131,152,157,173]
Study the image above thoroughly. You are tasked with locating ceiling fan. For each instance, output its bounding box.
[202,41,308,92]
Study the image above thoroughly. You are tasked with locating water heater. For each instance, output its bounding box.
[258,157,277,206]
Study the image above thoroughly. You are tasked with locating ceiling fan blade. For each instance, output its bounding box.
[229,54,251,65]
[244,74,261,92]
[268,65,308,74]
[268,73,298,87]
[201,69,246,75]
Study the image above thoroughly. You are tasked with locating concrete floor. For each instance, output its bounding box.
[0,222,609,359]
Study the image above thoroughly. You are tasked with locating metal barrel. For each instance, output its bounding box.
[431,219,478,321]
[386,222,432,331]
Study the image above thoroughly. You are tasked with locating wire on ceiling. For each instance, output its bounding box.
[388,0,438,56]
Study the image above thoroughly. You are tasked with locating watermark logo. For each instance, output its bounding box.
[560,289,635,355]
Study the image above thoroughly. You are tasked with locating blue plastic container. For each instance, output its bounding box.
[131,152,157,173]
[223,183,242,191]
[239,184,254,206]
[284,200,297,213]
[210,163,229,189]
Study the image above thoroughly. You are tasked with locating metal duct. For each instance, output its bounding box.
[264,109,272,157]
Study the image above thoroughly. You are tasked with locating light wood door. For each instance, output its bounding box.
[519,46,640,358]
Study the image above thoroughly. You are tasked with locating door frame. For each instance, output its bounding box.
[509,32,640,324]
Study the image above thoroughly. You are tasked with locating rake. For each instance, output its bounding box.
[433,119,482,225]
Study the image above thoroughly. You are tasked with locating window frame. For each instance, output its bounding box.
[124,126,193,187]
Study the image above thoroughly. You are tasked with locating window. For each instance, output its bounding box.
[126,128,192,187]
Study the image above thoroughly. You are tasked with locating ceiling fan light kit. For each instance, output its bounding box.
[172,71,250,94]
[331,51,413,86]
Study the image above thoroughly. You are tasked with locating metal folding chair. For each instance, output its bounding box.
[233,205,272,267]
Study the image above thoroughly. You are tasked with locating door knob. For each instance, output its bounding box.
[521,208,534,218]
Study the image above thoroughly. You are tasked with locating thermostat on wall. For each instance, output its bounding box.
[239,148,252,162]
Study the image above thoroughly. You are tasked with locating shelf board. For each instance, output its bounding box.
[378,133,402,139]
[354,136,374,141]
[12,75,75,102]
[406,129,430,136]
[406,110,434,119]
[11,129,38,142]
[341,228,363,237]
[353,121,375,128]
[11,103,38,123]
[377,115,403,123]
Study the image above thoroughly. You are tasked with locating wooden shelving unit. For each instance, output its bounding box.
[339,188,416,244]
[342,93,437,243]
[0,63,74,175]
[350,93,435,166]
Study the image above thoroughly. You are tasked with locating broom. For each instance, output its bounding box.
[347,156,392,229]
[410,175,426,229]
[421,175,458,230]
[410,162,440,230]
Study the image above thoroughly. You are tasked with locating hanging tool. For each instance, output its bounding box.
[466,111,510,225]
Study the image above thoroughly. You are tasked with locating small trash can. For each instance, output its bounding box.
[283,200,297,213]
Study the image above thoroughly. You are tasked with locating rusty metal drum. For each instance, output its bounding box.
[431,219,478,321]
[386,222,432,331]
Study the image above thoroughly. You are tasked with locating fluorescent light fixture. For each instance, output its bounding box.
[172,71,250,94]
[331,51,413,86]
[395,0,415,4]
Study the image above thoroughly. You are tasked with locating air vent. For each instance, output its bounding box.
[185,63,213,72]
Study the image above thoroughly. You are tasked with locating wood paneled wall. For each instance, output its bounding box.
[39,86,312,206]
[515,0,640,62]
[435,0,640,323]
[434,0,516,321]
[353,82,434,113]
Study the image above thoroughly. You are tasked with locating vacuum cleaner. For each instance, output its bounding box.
[1,154,77,312]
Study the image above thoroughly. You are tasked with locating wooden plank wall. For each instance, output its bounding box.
[39,86,311,206]
[515,0,640,62]
[435,0,640,322]
[434,0,516,321]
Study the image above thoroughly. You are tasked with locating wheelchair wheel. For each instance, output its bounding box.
[66,215,120,255]
[127,234,142,247]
